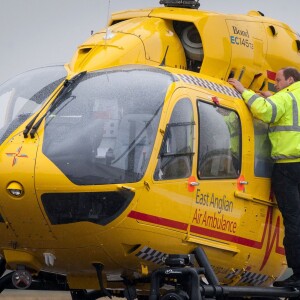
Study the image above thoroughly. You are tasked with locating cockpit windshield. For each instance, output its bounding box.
[0,65,66,145]
[43,66,175,185]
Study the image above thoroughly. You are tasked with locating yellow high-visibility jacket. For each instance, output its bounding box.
[242,81,300,162]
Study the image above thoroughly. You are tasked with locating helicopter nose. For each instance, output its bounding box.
[0,133,55,241]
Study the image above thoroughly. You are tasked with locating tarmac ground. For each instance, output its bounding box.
[0,290,120,299]
[1,290,72,299]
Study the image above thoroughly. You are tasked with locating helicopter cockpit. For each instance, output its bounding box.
[42,66,174,185]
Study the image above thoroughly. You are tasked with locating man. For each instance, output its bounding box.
[229,67,300,288]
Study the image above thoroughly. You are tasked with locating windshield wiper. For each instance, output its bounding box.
[112,103,163,164]
[23,71,87,138]
[23,114,40,138]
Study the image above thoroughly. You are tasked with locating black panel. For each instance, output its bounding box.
[42,191,134,225]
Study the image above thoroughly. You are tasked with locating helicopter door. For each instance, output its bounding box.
[131,97,195,239]
[188,101,242,253]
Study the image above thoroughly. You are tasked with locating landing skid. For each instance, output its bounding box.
[0,247,299,299]
[147,247,300,300]
[70,246,300,300]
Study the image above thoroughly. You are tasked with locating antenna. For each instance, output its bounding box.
[160,0,200,9]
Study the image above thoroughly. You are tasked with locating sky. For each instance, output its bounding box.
[0,0,299,84]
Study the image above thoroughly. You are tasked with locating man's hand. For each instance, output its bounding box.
[256,90,273,98]
[228,78,245,94]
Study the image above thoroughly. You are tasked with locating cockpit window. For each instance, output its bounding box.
[43,67,174,185]
[198,101,241,179]
[0,66,66,145]
[254,119,273,177]
[154,98,194,180]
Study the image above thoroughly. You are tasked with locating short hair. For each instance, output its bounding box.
[282,67,300,82]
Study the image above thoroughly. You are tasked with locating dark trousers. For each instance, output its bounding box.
[272,162,300,275]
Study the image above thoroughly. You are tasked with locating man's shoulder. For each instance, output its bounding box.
[288,81,300,92]
[275,82,300,97]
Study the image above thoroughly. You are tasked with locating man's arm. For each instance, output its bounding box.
[228,78,282,124]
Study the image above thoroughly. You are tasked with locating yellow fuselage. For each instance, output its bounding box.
[0,5,299,290]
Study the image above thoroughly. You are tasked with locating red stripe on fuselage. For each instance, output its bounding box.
[189,225,262,248]
[128,208,284,258]
[128,210,188,231]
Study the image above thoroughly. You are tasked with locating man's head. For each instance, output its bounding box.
[275,67,300,91]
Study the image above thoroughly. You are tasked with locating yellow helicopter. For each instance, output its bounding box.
[1,0,300,299]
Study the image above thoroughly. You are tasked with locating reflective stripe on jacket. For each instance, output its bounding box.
[242,81,300,162]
